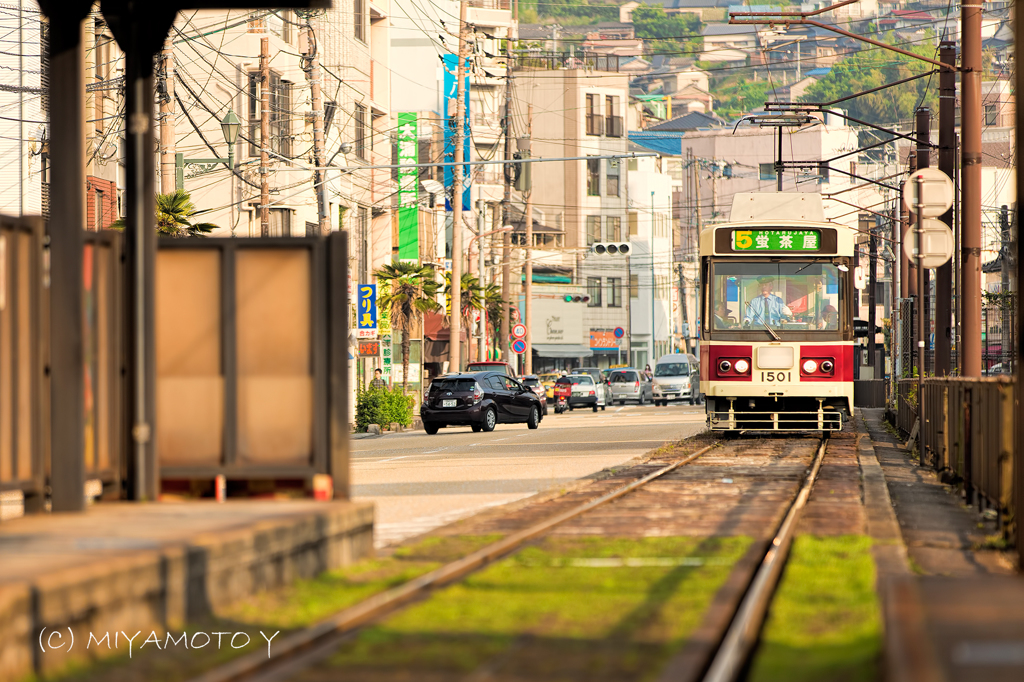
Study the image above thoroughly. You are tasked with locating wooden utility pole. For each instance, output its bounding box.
[961,0,983,377]
[501,43,513,362]
[935,41,956,376]
[449,0,468,372]
[304,20,329,235]
[523,104,533,374]
[159,43,175,193]
[260,36,270,236]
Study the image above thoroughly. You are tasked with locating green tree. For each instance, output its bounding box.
[631,5,703,54]
[373,260,441,393]
[483,283,513,358]
[800,33,939,126]
[112,189,219,237]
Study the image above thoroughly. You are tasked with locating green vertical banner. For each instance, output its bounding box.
[397,112,419,260]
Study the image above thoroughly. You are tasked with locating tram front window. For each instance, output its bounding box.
[711,262,840,332]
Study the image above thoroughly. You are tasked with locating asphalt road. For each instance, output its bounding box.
[351,402,708,547]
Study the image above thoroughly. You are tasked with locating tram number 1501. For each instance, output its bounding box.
[761,371,792,382]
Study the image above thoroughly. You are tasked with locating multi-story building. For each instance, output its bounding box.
[513,62,632,370]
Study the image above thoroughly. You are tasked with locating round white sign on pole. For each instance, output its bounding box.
[511,323,527,339]
[904,218,954,268]
[901,168,955,218]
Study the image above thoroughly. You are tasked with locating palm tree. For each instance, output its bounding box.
[443,272,484,362]
[374,261,441,392]
[483,283,511,359]
[112,189,219,237]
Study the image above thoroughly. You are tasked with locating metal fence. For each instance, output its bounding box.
[904,377,1015,532]
[982,301,1015,374]
[515,51,622,73]
[0,216,44,511]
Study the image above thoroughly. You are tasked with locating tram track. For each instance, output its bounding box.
[187,433,833,682]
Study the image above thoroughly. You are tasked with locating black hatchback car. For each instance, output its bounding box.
[421,371,544,434]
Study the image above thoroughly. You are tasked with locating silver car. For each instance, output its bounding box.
[652,353,702,406]
[608,368,653,405]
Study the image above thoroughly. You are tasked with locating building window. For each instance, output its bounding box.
[759,162,776,181]
[354,0,367,42]
[985,103,999,126]
[269,208,291,237]
[605,95,622,137]
[587,157,600,196]
[248,71,292,158]
[606,216,621,241]
[586,215,601,245]
[587,277,602,307]
[628,212,638,236]
[354,103,368,159]
[630,274,639,299]
[606,159,620,197]
[608,277,622,307]
[585,94,603,136]
[95,190,104,230]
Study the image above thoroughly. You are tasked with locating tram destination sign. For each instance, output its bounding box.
[731,229,821,252]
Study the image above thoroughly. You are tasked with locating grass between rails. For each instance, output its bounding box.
[44,535,501,682]
[320,536,753,681]
[749,535,882,682]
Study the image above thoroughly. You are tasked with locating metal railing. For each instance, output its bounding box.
[516,51,622,73]
[902,376,1015,533]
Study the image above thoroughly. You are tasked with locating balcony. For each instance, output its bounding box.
[468,0,510,8]
[586,113,604,136]
[516,51,622,73]
[605,115,623,138]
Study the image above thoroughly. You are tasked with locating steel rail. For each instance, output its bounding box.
[187,441,720,682]
[701,436,829,682]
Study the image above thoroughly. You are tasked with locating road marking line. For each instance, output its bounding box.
[376,455,415,463]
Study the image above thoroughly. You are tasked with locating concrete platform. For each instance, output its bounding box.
[860,408,1024,682]
[0,499,374,681]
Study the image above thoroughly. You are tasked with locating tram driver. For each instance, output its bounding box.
[743,277,792,327]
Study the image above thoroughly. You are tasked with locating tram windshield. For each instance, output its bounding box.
[711,261,841,332]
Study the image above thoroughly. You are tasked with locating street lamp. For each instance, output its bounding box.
[175,109,239,191]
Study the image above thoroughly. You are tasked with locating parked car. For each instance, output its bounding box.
[608,368,653,405]
[465,360,517,378]
[521,374,549,415]
[572,367,612,405]
[420,371,542,434]
[537,372,561,402]
[652,353,702,406]
[553,374,600,412]
[983,362,1012,376]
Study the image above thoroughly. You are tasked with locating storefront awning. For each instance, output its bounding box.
[532,344,594,359]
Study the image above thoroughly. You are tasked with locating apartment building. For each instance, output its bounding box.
[513,64,632,369]
[0,0,43,218]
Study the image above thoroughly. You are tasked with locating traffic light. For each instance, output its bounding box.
[591,242,631,255]
[562,294,591,303]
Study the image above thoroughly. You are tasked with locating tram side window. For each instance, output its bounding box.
[710,262,840,331]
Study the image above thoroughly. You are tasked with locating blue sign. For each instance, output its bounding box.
[442,53,471,213]
[613,327,625,339]
[357,284,377,331]
[511,338,527,354]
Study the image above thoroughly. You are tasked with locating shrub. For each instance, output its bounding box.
[355,386,414,432]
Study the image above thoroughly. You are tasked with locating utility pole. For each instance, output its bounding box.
[903,150,917,298]
[159,43,175,194]
[449,0,468,372]
[916,107,930,375]
[259,37,270,236]
[1001,205,1011,367]
[650,191,656,361]
[523,103,533,375]
[935,42,956,376]
[477,198,486,362]
[501,44,513,363]
[961,0,983,377]
[304,19,329,235]
[868,217,877,377]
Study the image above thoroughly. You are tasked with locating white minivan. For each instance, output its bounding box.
[652,353,702,406]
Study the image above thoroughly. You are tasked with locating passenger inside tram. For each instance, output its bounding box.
[711,263,840,332]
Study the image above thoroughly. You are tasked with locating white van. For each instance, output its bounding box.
[652,353,701,406]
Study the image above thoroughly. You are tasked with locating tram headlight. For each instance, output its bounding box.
[718,360,732,373]
[733,359,750,374]
[820,360,834,373]
[802,359,818,374]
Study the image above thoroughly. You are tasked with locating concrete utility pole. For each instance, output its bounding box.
[501,42,513,363]
[935,41,956,376]
[961,0,983,377]
[523,103,534,374]
[449,0,468,372]
[916,107,930,375]
[159,43,175,194]
[650,190,657,361]
[902,150,917,299]
[868,217,877,376]
[304,20,329,235]
[1001,205,1011,367]
[259,36,270,236]
[1014,6,1024,569]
